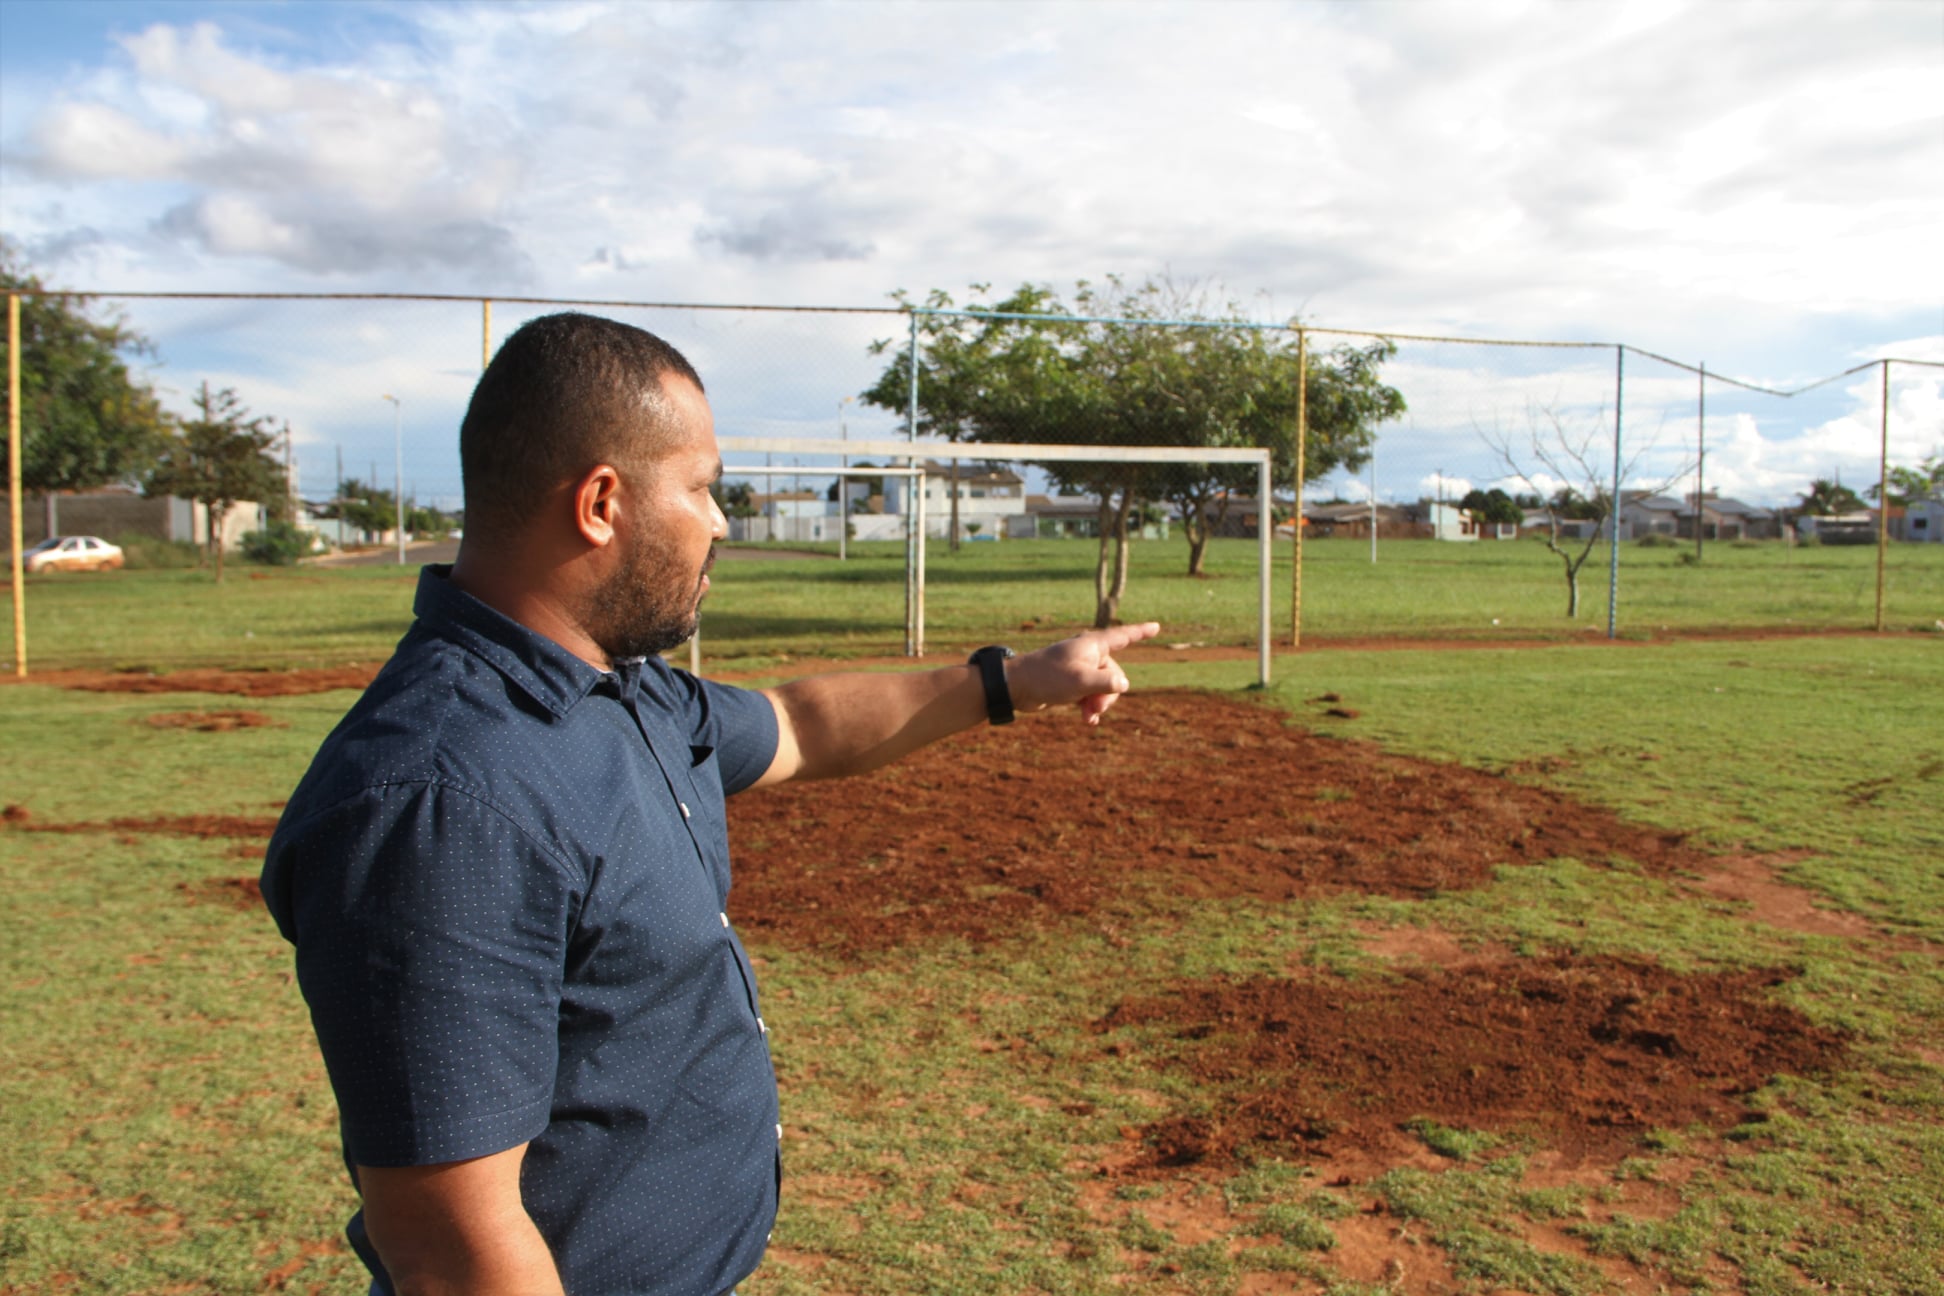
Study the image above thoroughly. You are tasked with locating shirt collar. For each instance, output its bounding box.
[411,565,615,718]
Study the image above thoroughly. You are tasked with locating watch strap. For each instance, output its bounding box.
[968,645,1016,726]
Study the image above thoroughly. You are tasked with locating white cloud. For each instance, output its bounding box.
[1,0,1937,505]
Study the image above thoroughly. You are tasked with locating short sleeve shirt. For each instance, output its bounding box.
[262,566,781,1296]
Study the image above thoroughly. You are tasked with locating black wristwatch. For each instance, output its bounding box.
[968,645,1016,726]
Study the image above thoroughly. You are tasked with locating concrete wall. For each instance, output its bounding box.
[4,492,264,550]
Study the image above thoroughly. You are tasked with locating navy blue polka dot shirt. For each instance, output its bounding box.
[262,566,781,1296]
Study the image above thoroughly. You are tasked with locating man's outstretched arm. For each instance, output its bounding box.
[756,622,1161,786]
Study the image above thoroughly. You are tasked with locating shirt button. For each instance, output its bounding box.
[720,912,729,928]
[776,1123,783,1141]
[757,1016,767,1035]
[680,802,691,819]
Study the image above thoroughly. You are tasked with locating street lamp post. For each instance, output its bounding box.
[838,396,855,561]
[382,394,404,566]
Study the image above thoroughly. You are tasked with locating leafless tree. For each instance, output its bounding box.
[1479,404,1691,618]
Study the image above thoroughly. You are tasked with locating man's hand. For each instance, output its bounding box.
[1008,621,1161,726]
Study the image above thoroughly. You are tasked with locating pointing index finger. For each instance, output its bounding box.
[1101,621,1162,653]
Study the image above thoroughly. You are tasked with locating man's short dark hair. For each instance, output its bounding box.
[460,312,704,542]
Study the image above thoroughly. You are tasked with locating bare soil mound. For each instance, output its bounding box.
[1096,956,1850,1170]
[729,690,1701,955]
[4,809,279,841]
[142,709,281,731]
[176,875,265,909]
[50,665,381,697]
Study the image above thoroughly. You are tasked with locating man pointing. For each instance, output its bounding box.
[262,312,1159,1296]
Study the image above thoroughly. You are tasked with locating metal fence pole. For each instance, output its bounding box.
[1257,450,1272,685]
[904,309,919,656]
[1290,328,1307,647]
[482,299,493,371]
[8,293,24,677]
[1607,346,1624,640]
[1875,359,1890,632]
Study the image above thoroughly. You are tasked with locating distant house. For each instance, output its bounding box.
[1180,491,1278,539]
[1619,492,1685,539]
[1901,496,1944,543]
[1796,512,1877,545]
[1300,501,1411,539]
[1696,495,1780,541]
[1517,509,1597,541]
[884,462,1033,539]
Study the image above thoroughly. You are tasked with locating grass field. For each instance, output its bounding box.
[7,536,1943,672]
[1,557,1940,1294]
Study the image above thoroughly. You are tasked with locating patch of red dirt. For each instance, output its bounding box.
[176,876,265,910]
[729,690,1701,955]
[5,811,279,841]
[1094,955,1849,1171]
[1691,853,1884,942]
[19,664,381,696]
[143,709,282,732]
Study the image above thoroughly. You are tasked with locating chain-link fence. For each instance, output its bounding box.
[7,290,1942,675]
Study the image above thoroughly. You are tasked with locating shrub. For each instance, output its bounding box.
[1636,533,1682,548]
[113,534,203,570]
[240,520,310,566]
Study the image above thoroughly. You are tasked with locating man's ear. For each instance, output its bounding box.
[571,464,623,549]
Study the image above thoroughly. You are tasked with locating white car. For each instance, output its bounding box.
[24,535,125,573]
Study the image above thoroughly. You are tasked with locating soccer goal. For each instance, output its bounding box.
[717,437,1275,686]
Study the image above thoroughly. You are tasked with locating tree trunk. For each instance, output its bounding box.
[1095,490,1135,628]
[1186,527,1209,577]
[1564,560,1579,618]
[1181,498,1210,577]
[948,459,961,552]
[1182,492,1233,578]
[211,503,227,583]
[1092,495,1115,625]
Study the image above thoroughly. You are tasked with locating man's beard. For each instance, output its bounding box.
[584,527,715,662]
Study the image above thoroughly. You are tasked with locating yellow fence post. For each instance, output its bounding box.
[482,299,493,371]
[8,292,25,677]
[1290,328,1307,648]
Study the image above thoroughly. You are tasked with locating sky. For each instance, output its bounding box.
[1,0,1939,509]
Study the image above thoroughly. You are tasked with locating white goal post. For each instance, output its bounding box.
[718,438,1274,687]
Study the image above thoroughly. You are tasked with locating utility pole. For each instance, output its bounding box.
[383,394,404,565]
[335,446,346,549]
[283,421,298,525]
[1368,439,1378,564]
[1695,362,1706,564]
[838,395,852,562]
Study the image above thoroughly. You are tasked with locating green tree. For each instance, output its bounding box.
[863,277,1405,623]
[711,480,757,519]
[145,383,287,582]
[1,244,171,511]
[1868,453,1944,506]
[406,502,459,536]
[1460,487,1524,525]
[1798,478,1866,516]
[316,478,398,539]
